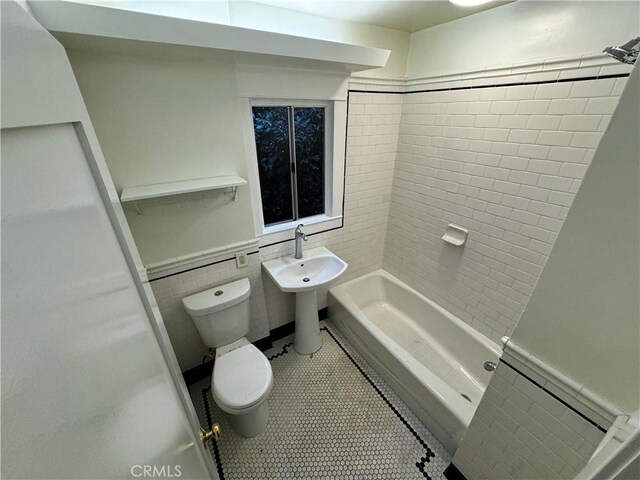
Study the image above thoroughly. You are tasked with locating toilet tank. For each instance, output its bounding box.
[181,278,251,348]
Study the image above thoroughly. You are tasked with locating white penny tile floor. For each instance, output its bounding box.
[189,321,451,479]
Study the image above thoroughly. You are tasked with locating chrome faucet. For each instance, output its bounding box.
[294,224,308,259]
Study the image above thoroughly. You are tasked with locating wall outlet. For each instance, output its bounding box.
[235,252,249,269]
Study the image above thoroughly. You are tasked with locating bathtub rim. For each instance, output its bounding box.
[328,268,501,453]
[330,268,501,359]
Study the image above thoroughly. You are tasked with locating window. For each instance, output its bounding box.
[241,92,345,246]
[251,105,326,226]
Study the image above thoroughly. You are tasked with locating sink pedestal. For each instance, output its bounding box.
[294,290,322,354]
[262,246,348,355]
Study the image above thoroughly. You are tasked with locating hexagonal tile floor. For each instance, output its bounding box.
[189,321,451,479]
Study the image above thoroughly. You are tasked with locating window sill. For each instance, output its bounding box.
[257,215,342,247]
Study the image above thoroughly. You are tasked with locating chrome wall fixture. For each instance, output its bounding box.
[603,37,640,64]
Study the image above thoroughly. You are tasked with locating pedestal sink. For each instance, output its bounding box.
[262,247,348,354]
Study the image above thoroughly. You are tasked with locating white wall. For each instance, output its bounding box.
[64,0,411,268]
[383,75,626,344]
[407,1,639,78]
[228,1,410,79]
[68,50,257,266]
[453,360,604,479]
[149,92,401,370]
[76,0,231,24]
[511,66,640,413]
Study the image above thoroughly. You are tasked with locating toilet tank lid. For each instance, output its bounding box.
[182,278,251,315]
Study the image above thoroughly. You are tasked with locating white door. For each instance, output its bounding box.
[1,2,215,479]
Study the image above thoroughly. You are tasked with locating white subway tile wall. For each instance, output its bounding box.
[383,76,627,343]
[151,74,628,370]
[151,92,401,371]
[453,361,604,479]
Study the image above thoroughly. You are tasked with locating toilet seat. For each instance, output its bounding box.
[212,344,273,412]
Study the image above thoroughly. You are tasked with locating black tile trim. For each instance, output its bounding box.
[266,320,296,345]
[341,91,350,224]
[252,336,273,352]
[201,385,225,480]
[267,341,294,361]
[148,251,260,282]
[416,451,436,478]
[199,326,442,479]
[349,72,630,96]
[500,359,607,434]
[320,326,436,479]
[183,360,214,386]
[443,463,468,480]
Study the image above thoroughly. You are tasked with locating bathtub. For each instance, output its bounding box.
[328,270,501,454]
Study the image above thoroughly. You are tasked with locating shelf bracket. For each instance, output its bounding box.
[232,186,239,202]
[133,201,143,216]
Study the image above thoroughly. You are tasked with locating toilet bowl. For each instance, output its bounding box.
[182,278,273,437]
[212,338,272,437]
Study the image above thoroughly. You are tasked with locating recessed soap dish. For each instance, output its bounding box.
[442,224,468,246]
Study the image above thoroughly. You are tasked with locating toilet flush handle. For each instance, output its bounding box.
[200,424,221,446]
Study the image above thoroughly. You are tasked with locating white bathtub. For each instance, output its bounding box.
[328,269,501,454]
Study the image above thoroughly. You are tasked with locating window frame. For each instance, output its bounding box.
[243,98,344,246]
[252,103,328,227]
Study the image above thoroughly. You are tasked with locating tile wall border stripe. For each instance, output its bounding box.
[349,73,630,96]
[500,359,608,434]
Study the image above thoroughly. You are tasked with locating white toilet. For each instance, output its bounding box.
[182,278,273,437]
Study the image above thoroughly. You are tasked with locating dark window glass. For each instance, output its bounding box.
[294,107,325,218]
[252,106,294,225]
[252,105,326,226]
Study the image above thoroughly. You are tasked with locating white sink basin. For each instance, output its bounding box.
[262,247,348,293]
[262,247,348,355]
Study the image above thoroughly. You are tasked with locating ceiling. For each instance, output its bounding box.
[248,0,514,33]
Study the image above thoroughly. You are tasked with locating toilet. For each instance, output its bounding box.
[182,278,273,437]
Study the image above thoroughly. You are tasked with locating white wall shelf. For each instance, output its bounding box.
[120,175,247,204]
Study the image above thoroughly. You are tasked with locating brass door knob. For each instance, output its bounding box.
[200,424,221,446]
